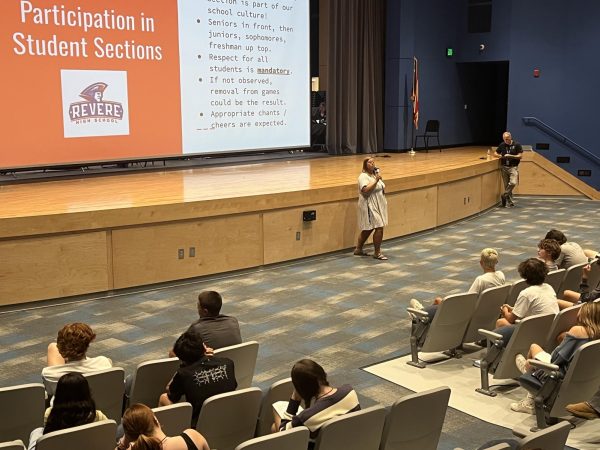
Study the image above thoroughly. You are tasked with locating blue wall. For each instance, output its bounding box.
[384,0,600,188]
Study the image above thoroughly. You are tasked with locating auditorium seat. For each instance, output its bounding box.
[214,341,259,389]
[543,303,582,351]
[35,420,117,450]
[128,357,179,409]
[0,383,45,444]
[380,386,450,450]
[235,427,309,450]
[544,269,566,294]
[256,378,294,437]
[556,262,586,295]
[83,367,125,421]
[152,403,193,436]
[462,284,511,344]
[0,440,26,450]
[313,405,386,450]
[504,279,529,307]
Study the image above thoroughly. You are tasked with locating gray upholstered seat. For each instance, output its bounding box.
[543,303,582,351]
[557,262,586,295]
[544,269,565,294]
[380,386,450,450]
[256,377,293,437]
[83,367,126,420]
[196,387,262,450]
[153,402,193,436]
[129,357,179,408]
[313,405,386,450]
[515,421,571,449]
[0,440,26,450]
[214,341,259,389]
[36,420,117,450]
[235,427,309,450]
[505,279,528,307]
[463,285,511,344]
[0,383,45,444]
[407,292,478,368]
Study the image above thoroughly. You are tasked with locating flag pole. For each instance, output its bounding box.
[409,56,417,155]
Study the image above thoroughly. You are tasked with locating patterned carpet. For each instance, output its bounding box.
[1,197,596,449]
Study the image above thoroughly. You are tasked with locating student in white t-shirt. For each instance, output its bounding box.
[42,322,112,395]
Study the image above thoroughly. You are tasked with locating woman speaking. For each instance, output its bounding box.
[354,157,388,260]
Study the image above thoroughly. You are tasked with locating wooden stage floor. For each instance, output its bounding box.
[0,146,503,304]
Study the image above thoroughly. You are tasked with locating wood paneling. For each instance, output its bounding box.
[0,232,109,305]
[516,162,583,197]
[112,214,262,289]
[386,187,438,238]
[263,200,356,264]
[481,170,502,210]
[437,177,482,226]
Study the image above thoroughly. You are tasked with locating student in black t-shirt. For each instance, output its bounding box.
[159,328,237,426]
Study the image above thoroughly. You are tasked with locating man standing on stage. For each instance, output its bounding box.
[495,131,523,207]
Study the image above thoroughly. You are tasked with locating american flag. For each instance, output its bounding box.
[412,56,419,130]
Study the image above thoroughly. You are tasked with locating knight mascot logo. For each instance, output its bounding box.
[69,82,124,122]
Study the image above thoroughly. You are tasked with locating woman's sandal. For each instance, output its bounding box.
[373,253,388,260]
[353,250,371,256]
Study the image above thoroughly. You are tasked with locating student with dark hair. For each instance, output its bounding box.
[274,359,360,438]
[42,323,112,395]
[544,229,587,269]
[159,329,236,426]
[117,403,209,450]
[494,258,558,345]
[537,238,561,272]
[28,373,107,449]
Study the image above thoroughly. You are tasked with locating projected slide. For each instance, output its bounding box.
[0,0,310,168]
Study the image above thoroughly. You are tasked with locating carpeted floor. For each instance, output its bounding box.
[1,196,597,449]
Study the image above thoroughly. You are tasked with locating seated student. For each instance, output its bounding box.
[273,359,360,438]
[117,403,210,450]
[557,262,600,310]
[409,248,506,320]
[545,229,588,269]
[28,373,108,449]
[494,258,559,345]
[159,329,237,427]
[536,238,561,272]
[42,323,112,395]
[510,302,600,414]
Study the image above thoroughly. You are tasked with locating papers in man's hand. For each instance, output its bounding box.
[272,400,304,418]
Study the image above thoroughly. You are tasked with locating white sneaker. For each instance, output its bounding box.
[515,354,528,374]
[473,359,481,368]
[510,395,535,414]
[409,298,424,310]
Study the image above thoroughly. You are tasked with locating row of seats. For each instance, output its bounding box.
[0,385,574,450]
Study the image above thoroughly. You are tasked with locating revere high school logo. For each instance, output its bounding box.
[61,70,129,138]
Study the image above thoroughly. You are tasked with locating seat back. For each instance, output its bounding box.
[505,279,528,307]
[0,440,26,450]
[214,341,259,389]
[235,427,309,450]
[380,386,450,450]
[129,357,179,408]
[544,303,582,351]
[425,120,439,133]
[480,445,511,450]
[493,313,556,380]
[421,293,478,353]
[557,262,586,295]
[463,285,511,343]
[256,378,293,437]
[83,367,125,420]
[196,387,262,450]
[36,420,117,450]
[516,421,571,450]
[544,269,565,294]
[152,403,193,436]
[314,405,386,450]
[548,340,600,419]
[0,383,45,444]
[587,258,600,291]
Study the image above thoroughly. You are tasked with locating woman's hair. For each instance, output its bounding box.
[480,248,499,270]
[518,258,548,285]
[291,359,329,407]
[538,239,561,261]
[578,302,600,340]
[122,403,162,450]
[43,373,96,434]
[362,157,373,172]
[56,323,96,361]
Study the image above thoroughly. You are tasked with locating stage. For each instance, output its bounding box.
[0,146,586,306]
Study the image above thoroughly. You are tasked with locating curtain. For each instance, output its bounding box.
[326,0,386,155]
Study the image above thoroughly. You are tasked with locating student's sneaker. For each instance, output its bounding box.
[515,353,528,374]
[473,359,481,368]
[409,298,424,310]
[511,395,535,414]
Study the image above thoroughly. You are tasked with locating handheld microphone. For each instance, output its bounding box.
[373,167,380,175]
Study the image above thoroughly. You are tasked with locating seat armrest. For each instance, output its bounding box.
[478,329,502,340]
[407,307,429,318]
[528,359,559,371]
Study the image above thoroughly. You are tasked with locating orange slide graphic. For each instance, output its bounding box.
[0,0,182,167]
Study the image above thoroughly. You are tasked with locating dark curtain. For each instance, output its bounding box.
[326,0,386,155]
